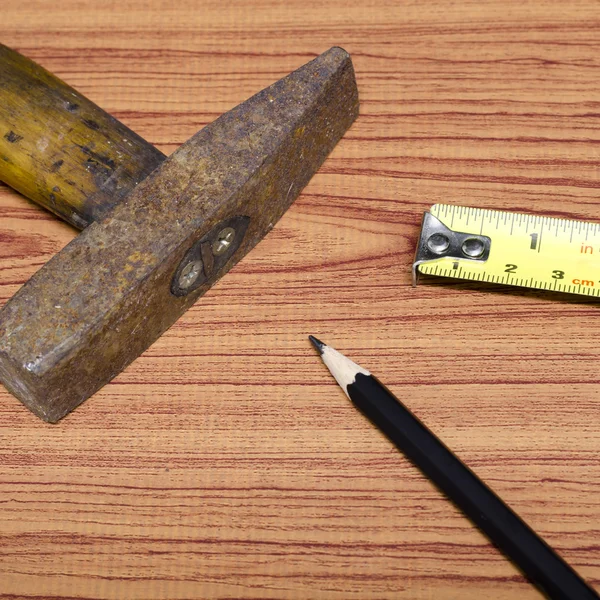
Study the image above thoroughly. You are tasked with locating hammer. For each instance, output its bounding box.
[0,44,359,422]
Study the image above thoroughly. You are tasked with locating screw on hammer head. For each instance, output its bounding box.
[0,46,359,422]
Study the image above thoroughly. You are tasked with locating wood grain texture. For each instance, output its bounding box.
[0,0,599,598]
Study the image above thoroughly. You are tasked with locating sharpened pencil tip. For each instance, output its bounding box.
[308,335,325,354]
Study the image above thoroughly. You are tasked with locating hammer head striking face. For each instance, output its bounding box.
[0,47,359,422]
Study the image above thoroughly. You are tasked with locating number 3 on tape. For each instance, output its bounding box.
[413,204,600,297]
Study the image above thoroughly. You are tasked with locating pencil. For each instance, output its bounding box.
[308,335,599,600]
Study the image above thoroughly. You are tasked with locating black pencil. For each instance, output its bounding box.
[309,335,599,600]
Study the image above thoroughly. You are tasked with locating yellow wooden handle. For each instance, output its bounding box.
[0,44,165,229]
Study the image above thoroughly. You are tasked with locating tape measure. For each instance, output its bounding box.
[413,204,600,297]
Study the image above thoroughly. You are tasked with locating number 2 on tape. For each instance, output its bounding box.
[413,204,600,297]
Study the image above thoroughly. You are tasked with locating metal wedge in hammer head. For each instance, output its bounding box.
[0,47,359,422]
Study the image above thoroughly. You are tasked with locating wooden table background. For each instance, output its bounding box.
[1,1,599,598]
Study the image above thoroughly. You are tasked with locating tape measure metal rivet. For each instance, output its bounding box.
[428,233,450,254]
[462,238,486,258]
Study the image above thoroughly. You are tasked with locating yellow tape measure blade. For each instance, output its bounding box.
[414,204,600,297]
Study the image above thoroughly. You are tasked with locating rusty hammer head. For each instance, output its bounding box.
[0,47,358,422]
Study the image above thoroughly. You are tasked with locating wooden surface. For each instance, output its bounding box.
[1,1,599,598]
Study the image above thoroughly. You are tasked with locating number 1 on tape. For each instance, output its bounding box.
[413,204,600,297]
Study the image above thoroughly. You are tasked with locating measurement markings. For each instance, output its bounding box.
[418,205,600,298]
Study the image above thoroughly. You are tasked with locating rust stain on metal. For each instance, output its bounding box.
[0,47,359,422]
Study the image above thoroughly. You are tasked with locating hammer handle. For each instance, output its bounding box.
[0,45,166,229]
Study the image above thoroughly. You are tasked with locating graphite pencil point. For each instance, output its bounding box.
[308,335,325,354]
